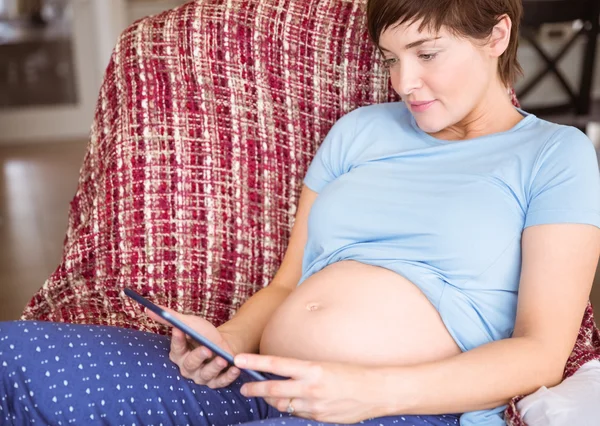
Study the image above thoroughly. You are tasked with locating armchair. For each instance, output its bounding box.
[21,1,600,425]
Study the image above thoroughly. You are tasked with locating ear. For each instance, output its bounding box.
[487,14,512,58]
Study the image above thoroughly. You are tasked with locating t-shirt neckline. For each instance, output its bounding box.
[408,104,536,145]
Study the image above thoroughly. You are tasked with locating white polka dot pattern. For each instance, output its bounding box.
[1,321,459,426]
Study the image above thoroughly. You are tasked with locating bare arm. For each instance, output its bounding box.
[376,223,600,415]
[217,185,318,354]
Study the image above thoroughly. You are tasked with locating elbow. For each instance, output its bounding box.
[549,356,569,386]
[542,363,565,388]
[513,358,564,400]
[521,337,568,390]
[533,347,568,389]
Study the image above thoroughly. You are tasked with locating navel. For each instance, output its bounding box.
[305,302,321,311]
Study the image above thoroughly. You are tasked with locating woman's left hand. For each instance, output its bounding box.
[234,353,388,423]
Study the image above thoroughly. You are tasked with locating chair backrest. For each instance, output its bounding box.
[22,0,402,331]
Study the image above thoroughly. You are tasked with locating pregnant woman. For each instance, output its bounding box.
[1,0,599,425]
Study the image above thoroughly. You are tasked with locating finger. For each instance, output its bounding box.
[264,397,278,408]
[181,345,213,370]
[235,354,309,379]
[184,348,222,379]
[184,334,200,350]
[144,307,169,325]
[207,365,241,388]
[265,397,307,416]
[274,397,298,414]
[144,304,182,325]
[264,397,290,412]
[240,379,304,399]
[170,327,189,358]
[194,360,223,384]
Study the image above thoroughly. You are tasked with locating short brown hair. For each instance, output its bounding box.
[367,0,523,87]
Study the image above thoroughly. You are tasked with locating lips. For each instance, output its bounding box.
[410,100,434,106]
[409,100,436,112]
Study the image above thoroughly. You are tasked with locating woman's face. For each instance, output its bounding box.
[379,20,497,134]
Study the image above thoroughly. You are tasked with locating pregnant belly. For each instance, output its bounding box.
[259,260,461,366]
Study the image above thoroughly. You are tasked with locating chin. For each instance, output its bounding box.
[412,116,448,134]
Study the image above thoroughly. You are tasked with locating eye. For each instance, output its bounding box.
[382,58,398,68]
[419,53,437,61]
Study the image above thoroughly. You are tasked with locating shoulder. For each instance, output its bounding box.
[530,119,596,165]
[520,112,590,146]
[548,124,594,151]
[523,117,599,200]
[512,113,595,163]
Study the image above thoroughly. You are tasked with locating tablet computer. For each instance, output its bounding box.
[124,288,268,382]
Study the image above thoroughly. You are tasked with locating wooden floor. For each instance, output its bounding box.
[0,138,599,324]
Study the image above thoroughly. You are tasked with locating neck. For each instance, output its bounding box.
[431,82,524,141]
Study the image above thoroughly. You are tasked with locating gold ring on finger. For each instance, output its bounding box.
[286,398,295,414]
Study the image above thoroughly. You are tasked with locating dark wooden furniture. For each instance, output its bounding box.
[519,0,600,117]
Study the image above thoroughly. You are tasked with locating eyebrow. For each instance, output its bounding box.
[379,36,442,52]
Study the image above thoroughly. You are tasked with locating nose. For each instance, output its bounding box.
[392,61,422,97]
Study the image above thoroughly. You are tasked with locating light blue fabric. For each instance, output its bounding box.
[299,102,600,426]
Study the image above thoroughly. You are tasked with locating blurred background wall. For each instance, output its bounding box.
[0,0,599,322]
[0,0,185,142]
[0,0,186,320]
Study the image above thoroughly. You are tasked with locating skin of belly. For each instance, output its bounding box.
[259,260,462,367]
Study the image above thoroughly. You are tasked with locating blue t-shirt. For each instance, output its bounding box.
[300,102,600,425]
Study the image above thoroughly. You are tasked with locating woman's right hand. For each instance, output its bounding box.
[145,305,242,388]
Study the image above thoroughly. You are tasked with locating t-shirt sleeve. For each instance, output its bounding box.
[525,127,600,229]
[303,109,360,193]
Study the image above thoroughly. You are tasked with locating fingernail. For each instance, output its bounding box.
[236,356,246,366]
[240,385,247,395]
